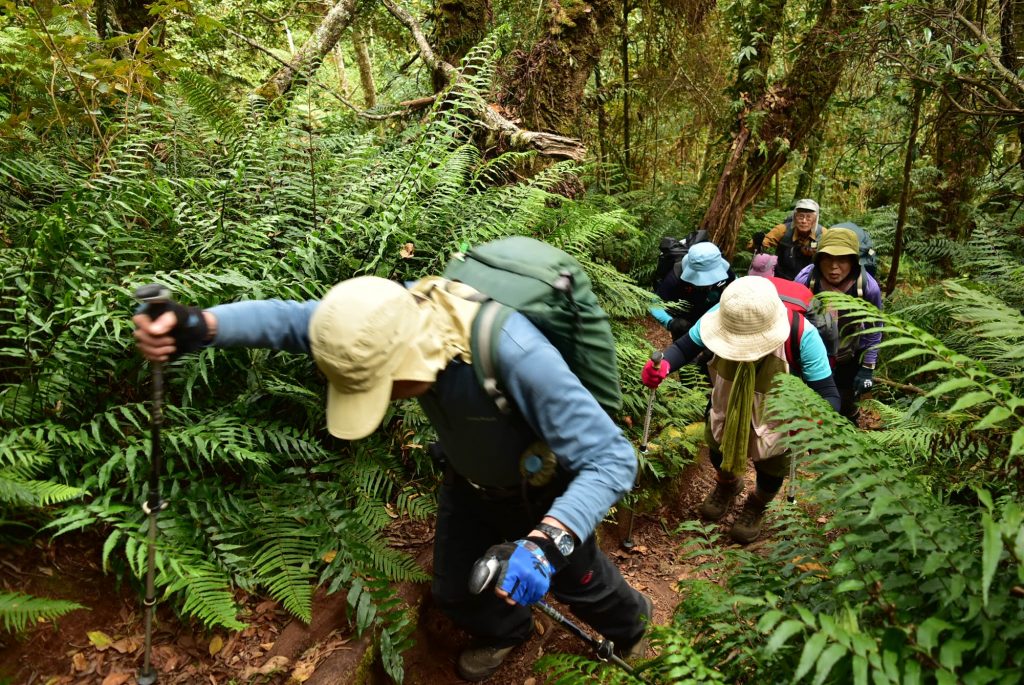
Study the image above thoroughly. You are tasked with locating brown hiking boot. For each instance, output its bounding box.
[456,644,517,682]
[729,489,774,544]
[697,474,745,521]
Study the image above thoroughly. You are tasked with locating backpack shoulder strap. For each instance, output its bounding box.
[785,310,805,377]
[469,300,515,413]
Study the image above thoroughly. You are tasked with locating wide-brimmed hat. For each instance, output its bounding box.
[699,276,791,362]
[681,242,731,286]
[794,198,820,213]
[815,227,859,263]
[309,277,439,440]
[747,253,778,277]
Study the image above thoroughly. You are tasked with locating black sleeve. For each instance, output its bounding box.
[806,376,841,413]
[664,332,704,371]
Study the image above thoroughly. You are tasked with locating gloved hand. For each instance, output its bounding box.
[134,302,210,359]
[641,358,671,389]
[752,232,766,253]
[666,317,691,341]
[478,539,553,606]
[853,365,874,397]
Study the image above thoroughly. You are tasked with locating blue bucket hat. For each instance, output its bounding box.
[681,242,731,286]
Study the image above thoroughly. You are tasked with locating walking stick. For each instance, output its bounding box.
[787,452,798,504]
[134,284,172,685]
[469,558,641,677]
[622,350,663,550]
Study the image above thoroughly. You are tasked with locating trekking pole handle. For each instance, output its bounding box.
[134,284,173,319]
[639,351,663,453]
[468,556,501,595]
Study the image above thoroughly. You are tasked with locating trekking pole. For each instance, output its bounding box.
[787,452,798,504]
[134,284,173,685]
[622,350,663,550]
[468,558,639,677]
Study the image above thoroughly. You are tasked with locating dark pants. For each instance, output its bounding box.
[832,354,863,424]
[432,469,647,650]
[708,443,788,495]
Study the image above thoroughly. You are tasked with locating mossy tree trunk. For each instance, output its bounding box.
[430,0,492,90]
[699,0,866,258]
[497,0,619,133]
[352,27,377,108]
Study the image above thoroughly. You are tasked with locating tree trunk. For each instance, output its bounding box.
[255,0,359,102]
[621,0,632,183]
[112,0,155,33]
[332,45,351,96]
[699,0,866,258]
[886,84,923,297]
[1000,0,1024,166]
[498,0,618,133]
[430,0,492,90]
[595,65,609,190]
[352,27,377,108]
[793,127,824,202]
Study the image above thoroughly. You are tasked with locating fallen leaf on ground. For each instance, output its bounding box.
[290,660,316,682]
[101,672,131,685]
[71,652,88,672]
[209,635,224,656]
[87,630,114,651]
[110,636,141,654]
[240,655,291,679]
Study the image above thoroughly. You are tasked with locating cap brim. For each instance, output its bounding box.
[324,377,393,440]
[683,257,731,286]
[699,308,791,362]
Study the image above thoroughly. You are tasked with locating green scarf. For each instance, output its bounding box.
[720,360,757,477]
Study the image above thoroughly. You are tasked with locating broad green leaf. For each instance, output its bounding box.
[938,639,974,670]
[812,643,848,685]
[794,631,829,682]
[1011,426,1024,457]
[948,391,993,413]
[973,406,1011,430]
[766,619,805,655]
[915,616,952,651]
[981,513,1002,606]
[925,376,976,397]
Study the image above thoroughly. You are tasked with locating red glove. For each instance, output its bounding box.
[641,358,671,389]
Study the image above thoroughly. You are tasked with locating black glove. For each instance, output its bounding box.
[853,366,874,397]
[667,317,692,341]
[752,232,766,253]
[137,301,210,358]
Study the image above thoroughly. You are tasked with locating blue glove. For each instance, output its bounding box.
[481,539,553,606]
[853,366,874,397]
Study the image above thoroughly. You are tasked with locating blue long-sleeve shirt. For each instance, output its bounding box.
[208,299,636,540]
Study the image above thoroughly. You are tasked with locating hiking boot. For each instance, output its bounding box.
[456,644,517,682]
[616,592,655,660]
[729,489,774,544]
[697,474,744,521]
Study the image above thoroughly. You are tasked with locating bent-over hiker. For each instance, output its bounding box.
[650,241,736,341]
[134,275,653,682]
[640,276,841,544]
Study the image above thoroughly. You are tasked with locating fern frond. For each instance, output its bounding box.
[0,591,83,633]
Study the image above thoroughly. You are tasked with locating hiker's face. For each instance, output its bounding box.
[793,210,817,235]
[391,380,432,399]
[819,254,855,286]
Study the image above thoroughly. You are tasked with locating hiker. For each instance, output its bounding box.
[133,275,653,682]
[794,227,883,423]
[754,198,822,281]
[640,276,840,544]
[650,242,736,341]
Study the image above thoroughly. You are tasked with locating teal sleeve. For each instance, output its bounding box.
[649,306,672,326]
[688,304,716,347]
[799,324,832,381]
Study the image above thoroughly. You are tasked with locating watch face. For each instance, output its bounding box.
[555,535,574,556]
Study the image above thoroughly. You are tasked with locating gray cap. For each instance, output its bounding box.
[794,198,820,213]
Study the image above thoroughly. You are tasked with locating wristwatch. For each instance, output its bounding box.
[535,522,575,557]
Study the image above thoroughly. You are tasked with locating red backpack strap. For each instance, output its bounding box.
[785,310,805,377]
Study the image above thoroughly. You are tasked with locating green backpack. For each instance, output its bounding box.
[443,236,623,415]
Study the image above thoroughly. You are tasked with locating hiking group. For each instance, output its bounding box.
[131,200,882,681]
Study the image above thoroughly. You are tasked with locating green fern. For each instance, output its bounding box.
[0,592,83,633]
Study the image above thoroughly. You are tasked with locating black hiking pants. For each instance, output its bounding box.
[832,353,864,424]
[432,468,648,650]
